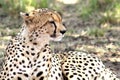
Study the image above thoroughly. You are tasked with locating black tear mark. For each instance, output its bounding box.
[49,21,57,37]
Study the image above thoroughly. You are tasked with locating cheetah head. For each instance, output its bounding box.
[20,8,66,42]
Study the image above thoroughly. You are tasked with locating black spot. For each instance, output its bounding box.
[29,39,32,42]
[36,34,38,37]
[34,69,37,71]
[42,56,45,59]
[16,55,19,58]
[113,78,116,80]
[9,64,12,67]
[42,64,45,66]
[43,49,47,52]
[19,42,22,45]
[19,62,22,65]
[89,67,92,69]
[56,77,58,79]
[13,72,16,75]
[16,66,19,68]
[66,72,69,76]
[32,78,35,80]
[83,68,86,70]
[10,60,12,62]
[90,59,93,62]
[91,63,95,66]
[83,58,86,60]
[37,65,41,67]
[72,60,75,63]
[62,73,68,80]
[6,67,8,70]
[77,77,80,80]
[23,65,26,68]
[33,43,37,45]
[82,78,85,80]
[88,71,91,73]
[31,48,34,50]
[72,68,76,70]
[53,71,55,74]
[11,76,14,78]
[36,71,43,77]
[17,77,22,80]
[84,63,88,66]
[65,66,69,68]
[58,73,61,77]
[19,50,22,52]
[21,53,24,56]
[64,69,69,71]
[22,60,25,63]
[4,72,6,75]
[10,52,12,55]
[78,65,81,67]
[47,64,49,67]
[24,73,29,77]
[51,74,53,77]
[79,61,82,63]
[7,78,10,80]
[45,44,48,47]
[31,53,35,56]
[94,76,97,80]
[22,45,25,48]
[26,51,29,55]
[10,69,13,71]
[70,75,73,78]
[39,76,44,80]
[85,74,88,76]
[7,74,9,76]
[73,73,77,75]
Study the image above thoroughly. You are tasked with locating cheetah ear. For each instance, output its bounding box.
[20,12,29,19]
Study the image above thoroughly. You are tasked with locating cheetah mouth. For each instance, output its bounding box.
[50,35,64,41]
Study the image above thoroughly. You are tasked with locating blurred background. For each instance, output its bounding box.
[0,0,120,78]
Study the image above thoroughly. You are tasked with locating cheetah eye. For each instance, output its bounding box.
[49,21,57,33]
[49,21,55,24]
[62,22,66,26]
[49,21,57,27]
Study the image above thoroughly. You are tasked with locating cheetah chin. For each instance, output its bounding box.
[50,35,64,41]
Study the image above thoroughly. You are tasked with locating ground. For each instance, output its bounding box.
[0,1,120,78]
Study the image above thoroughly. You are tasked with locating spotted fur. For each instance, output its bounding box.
[0,8,119,80]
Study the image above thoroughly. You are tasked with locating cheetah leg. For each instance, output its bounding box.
[0,71,30,80]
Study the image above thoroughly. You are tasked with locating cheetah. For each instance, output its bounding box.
[0,8,119,80]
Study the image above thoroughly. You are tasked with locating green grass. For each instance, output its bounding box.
[0,0,49,15]
[79,0,120,24]
[80,0,99,20]
[100,1,120,24]
[0,52,4,58]
[87,27,106,37]
[0,28,19,36]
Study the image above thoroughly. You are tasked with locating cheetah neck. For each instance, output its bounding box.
[14,26,53,61]
[20,26,51,51]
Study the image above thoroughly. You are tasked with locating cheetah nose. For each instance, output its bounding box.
[60,30,66,34]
